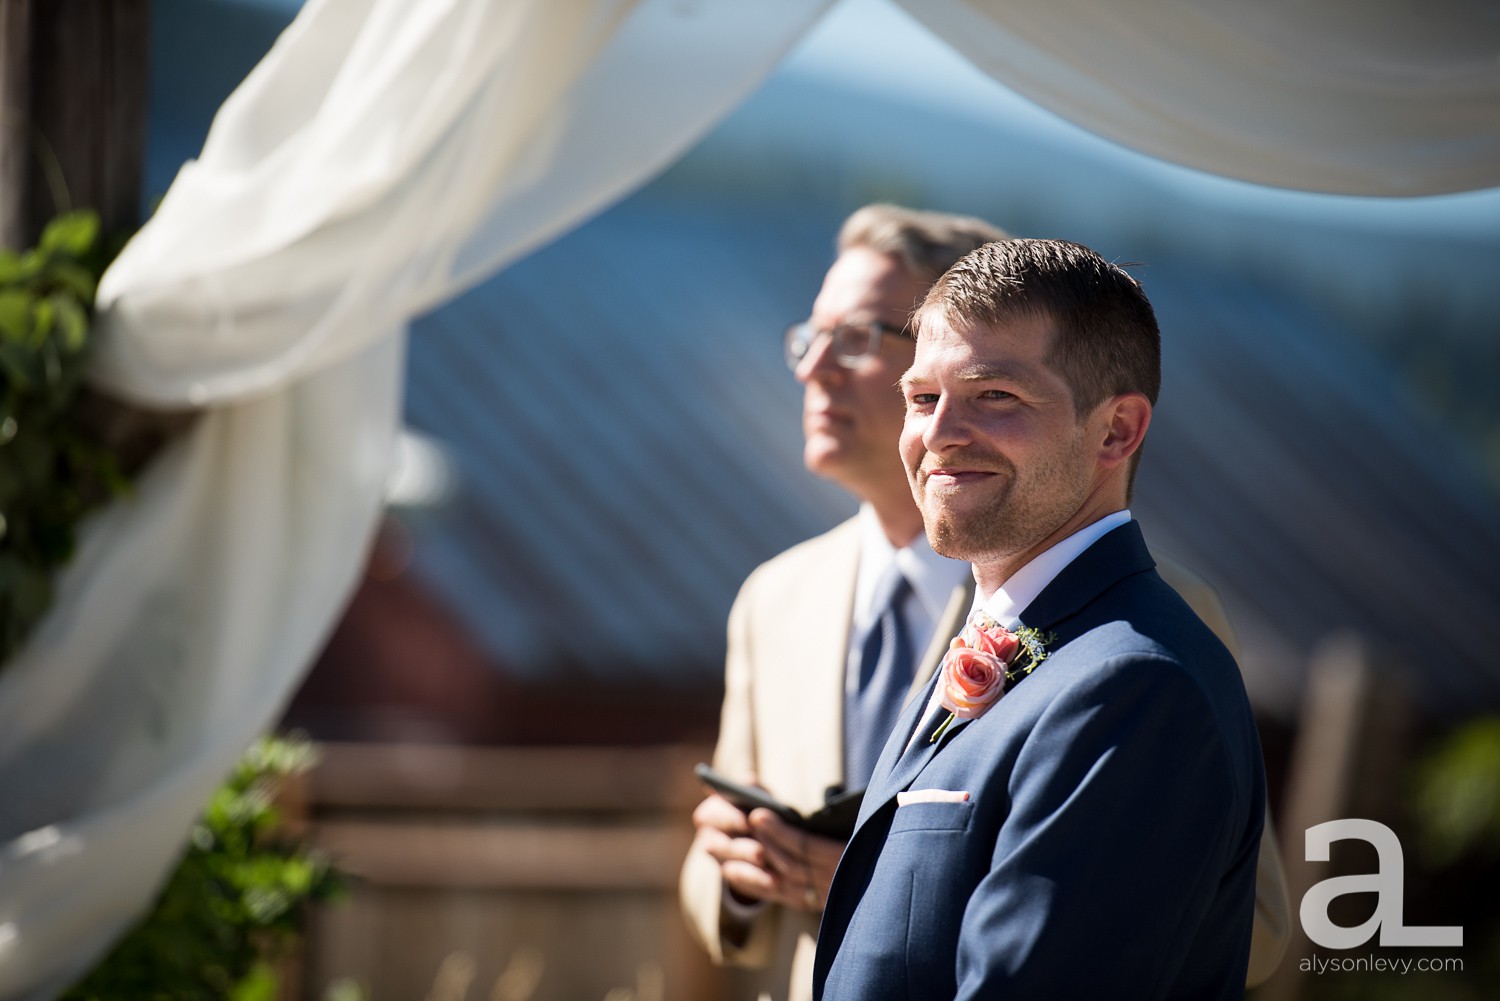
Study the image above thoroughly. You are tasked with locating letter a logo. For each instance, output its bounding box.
[1301,819,1462,948]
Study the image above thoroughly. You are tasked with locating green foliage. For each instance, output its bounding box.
[62,735,345,1001]
[1415,717,1500,866]
[0,210,128,663]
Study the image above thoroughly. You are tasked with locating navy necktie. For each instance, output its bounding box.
[844,566,914,790]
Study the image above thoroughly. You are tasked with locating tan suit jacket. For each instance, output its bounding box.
[680,519,970,1001]
[680,519,1288,1001]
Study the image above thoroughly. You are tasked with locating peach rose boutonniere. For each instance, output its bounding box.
[930,615,1055,743]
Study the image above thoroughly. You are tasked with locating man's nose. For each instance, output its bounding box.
[795,329,843,384]
[922,395,972,452]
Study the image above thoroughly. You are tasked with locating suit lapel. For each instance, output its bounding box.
[814,532,972,795]
[1011,521,1156,635]
[872,577,974,803]
[850,522,1157,829]
[798,521,859,791]
[877,689,964,799]
[908,578,973,697]
[859,669,942,810]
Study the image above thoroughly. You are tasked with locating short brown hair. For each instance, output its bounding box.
[838,204,1010,285]
[916,238,1161,414]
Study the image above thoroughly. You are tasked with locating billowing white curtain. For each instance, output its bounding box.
[0,2,834,996]
[895,0,1500,196]
[1,0,1496,995]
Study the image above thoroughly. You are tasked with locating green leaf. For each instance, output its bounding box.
[39,341,64,391]
[0,209,126,666]
[228,962,278,1001]
[0,251,22,286]
[45,261,98,304]
[61,735,339,1001]
[0,291,30,341]
[51,295,89,352]
[29,298,54,347]
[15,250,44,283]
[38,211,100,259]
[1417,718,1500,865]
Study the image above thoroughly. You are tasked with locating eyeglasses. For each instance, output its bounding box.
[783,319,911,371]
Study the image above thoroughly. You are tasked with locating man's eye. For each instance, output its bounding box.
[980,389,1016,401]
[907,393,939,406]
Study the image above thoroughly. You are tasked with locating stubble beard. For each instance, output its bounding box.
[916,449,1091,567]
[920,477,1020,563]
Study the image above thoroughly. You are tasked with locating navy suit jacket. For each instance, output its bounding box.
[813,522,1265,1000]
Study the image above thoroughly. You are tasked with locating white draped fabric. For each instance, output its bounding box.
[0,1,835,996]
[1,0,1496,995]
[898,0,1500,197]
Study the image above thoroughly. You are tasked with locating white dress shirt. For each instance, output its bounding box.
[975,509,1132,627]
[906,510,1132,751]
[847,504,973,701]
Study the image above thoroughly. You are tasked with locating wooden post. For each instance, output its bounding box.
[0,0,151,250]
[0,0,186,466]
[1254,632,1411,1001]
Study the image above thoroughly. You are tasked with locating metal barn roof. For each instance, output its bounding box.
[400,194,1500,721]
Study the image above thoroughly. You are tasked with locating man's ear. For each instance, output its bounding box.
[1096,393,1152,469]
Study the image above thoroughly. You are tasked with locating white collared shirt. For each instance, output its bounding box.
[906,509,1132,751]
[849,505,973,692]
[975,509,1132,627]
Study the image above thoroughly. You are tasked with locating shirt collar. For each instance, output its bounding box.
[976,509,1133,627]
[856,505,971,623]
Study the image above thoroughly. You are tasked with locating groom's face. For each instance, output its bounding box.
[899,308,1106,565]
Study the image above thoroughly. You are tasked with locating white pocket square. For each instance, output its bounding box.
[897,789,970,806]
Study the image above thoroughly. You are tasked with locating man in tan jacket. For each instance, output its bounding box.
[679,205,1288,1001]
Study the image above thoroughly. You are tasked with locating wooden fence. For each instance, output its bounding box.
[291,742,726,1001]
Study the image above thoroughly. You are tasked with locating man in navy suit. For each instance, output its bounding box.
[813,239,1265,999]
